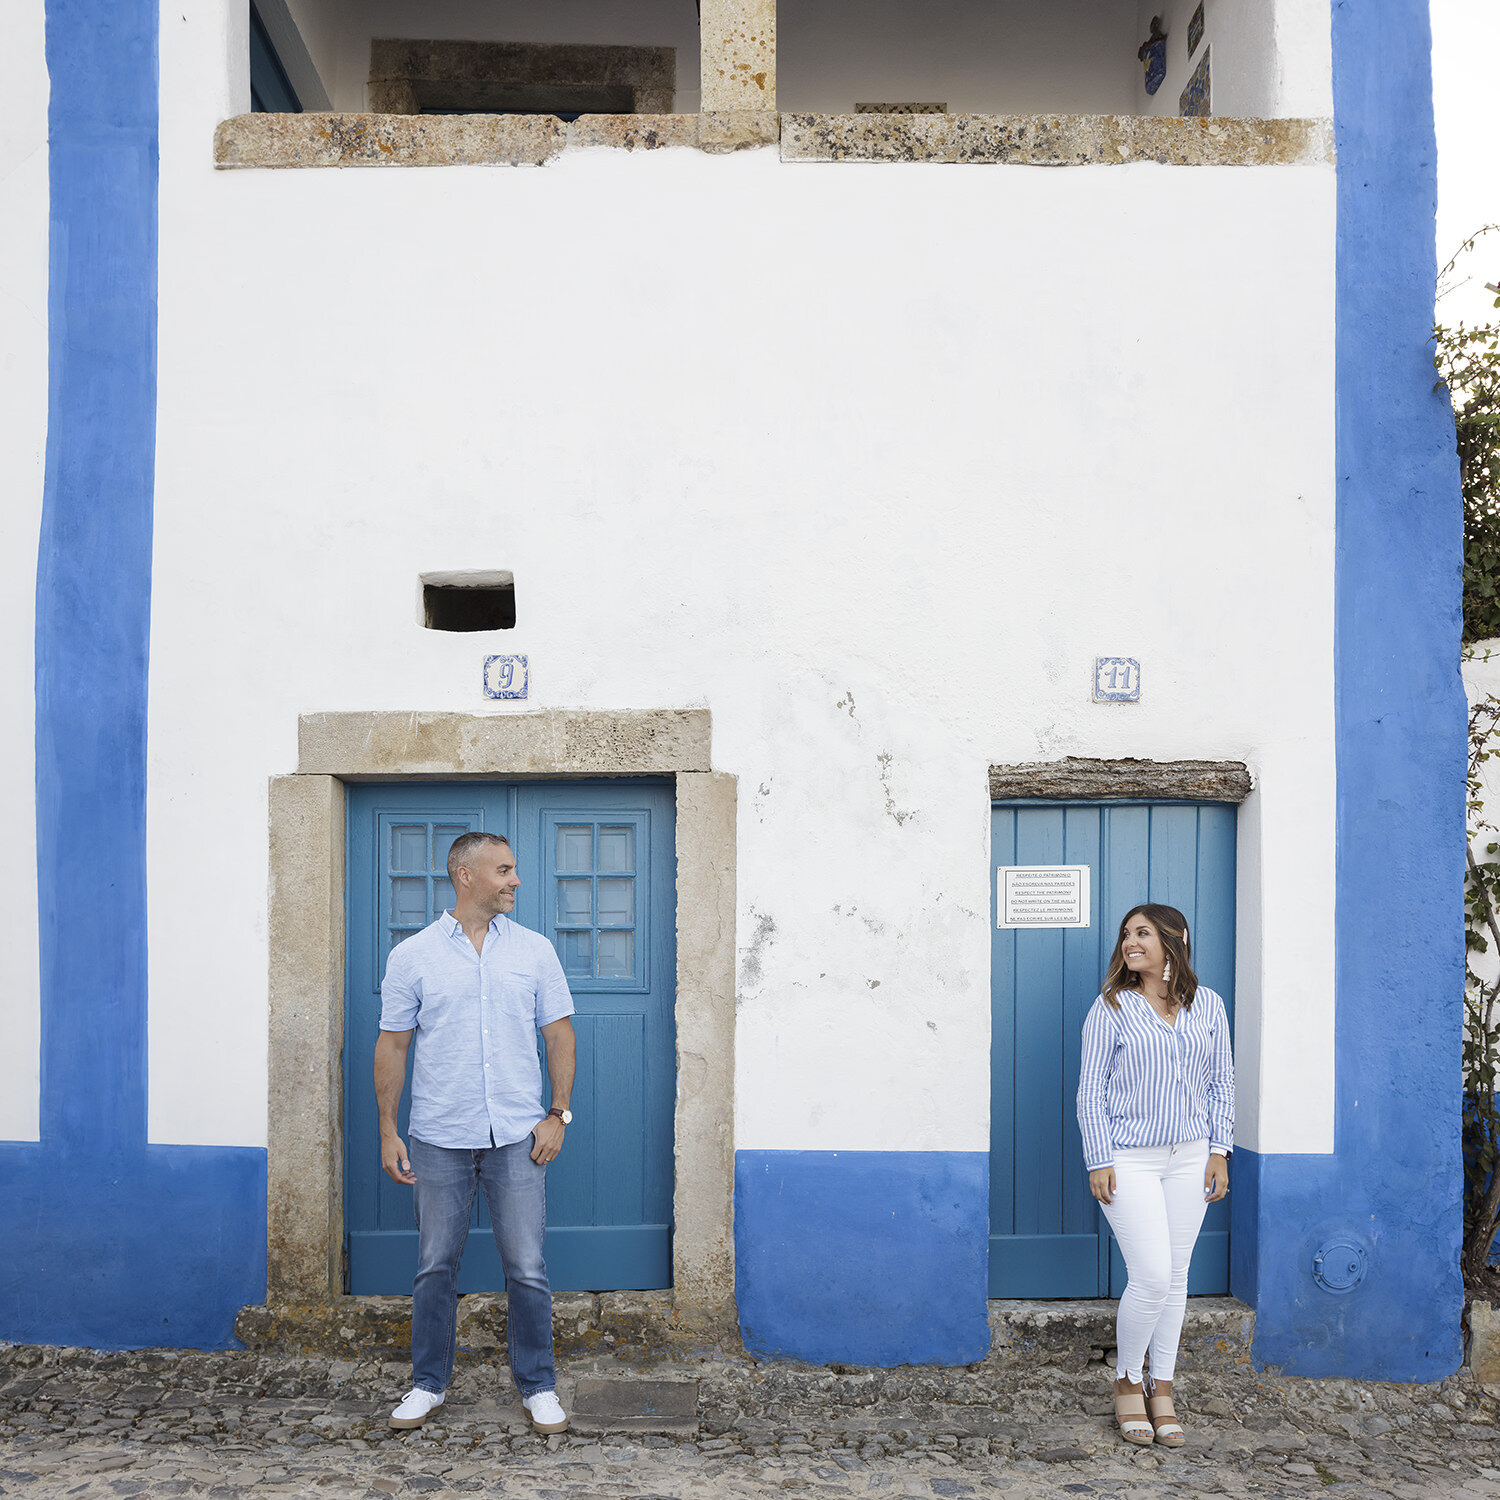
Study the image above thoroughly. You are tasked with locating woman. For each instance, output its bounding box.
[1076,903,1233,1448]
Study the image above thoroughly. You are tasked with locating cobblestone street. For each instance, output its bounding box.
[3,1338,1498,1500]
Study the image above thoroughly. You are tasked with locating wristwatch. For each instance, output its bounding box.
[548,1106,572,1126]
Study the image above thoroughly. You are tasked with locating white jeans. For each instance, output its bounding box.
[1098,1140,1211,1385]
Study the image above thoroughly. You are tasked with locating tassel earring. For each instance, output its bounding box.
[1162,959,1172,984]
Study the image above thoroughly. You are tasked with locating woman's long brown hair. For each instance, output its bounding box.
[1101,903,1199,1010]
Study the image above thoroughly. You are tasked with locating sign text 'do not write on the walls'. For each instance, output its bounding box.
[996,865,1091,928]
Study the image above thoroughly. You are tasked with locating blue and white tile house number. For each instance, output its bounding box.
[1093,657,1140,702]
[484,654,529,700]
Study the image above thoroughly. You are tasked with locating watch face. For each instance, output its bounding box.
[561,1109,573,1125]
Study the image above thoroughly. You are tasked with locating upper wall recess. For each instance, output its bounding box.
[228,0,1332,166]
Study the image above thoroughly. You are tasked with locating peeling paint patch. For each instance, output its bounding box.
[877,752,916,826]
[741,909,777,989]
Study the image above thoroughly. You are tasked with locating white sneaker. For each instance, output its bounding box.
[523,1389,569,1434]
[389,1387,445,1429]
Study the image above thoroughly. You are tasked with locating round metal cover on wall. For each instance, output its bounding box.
[1312,1240,1368,1293]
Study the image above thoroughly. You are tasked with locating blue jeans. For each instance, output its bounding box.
[408,1134,555,1398]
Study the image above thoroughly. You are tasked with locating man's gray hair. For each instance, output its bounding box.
[446,830,512,883]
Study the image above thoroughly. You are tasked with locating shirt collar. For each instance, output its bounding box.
[441,910,505,939]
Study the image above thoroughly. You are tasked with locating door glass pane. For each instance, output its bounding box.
[433,826,468,873]
[597,827,634,872]
[559,929,591,976]
[597,878,634,926]
[389,928,416,956]
[556,827,592,873]
[391,826,426,872]
[557,879,592,923]
[597,930,634,978]
[433,877,455,916]
[391,877,427,924]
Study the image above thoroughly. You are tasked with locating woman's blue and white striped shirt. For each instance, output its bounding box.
[1076,986,1235,1172]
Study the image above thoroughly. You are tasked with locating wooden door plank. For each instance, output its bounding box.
[1012,808,1066,1239]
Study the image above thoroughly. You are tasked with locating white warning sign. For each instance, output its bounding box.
[996,865,1091,929]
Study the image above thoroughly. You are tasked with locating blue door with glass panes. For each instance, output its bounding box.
[344,780,676,1294]
[989,801,1236,1298]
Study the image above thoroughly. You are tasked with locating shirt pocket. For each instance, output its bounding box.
[495,965,539,1021]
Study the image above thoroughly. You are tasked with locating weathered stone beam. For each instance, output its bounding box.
[780,113,1335,166]
[989,757,1253,803]
[296,709,712,777]
[214,112,777,167]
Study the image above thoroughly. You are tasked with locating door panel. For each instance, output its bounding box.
[990,801,1236,1298]
[344,780,675,1294]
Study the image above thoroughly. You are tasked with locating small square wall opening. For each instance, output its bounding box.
[420,571,516,632]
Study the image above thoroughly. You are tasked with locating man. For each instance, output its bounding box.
[374,831,576,1433]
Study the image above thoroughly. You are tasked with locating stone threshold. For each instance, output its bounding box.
[236,1292,1253,1368]
[214,111,1332,170]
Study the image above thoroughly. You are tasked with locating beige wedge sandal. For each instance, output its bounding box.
[1146,1392,1185,1447]
[1113,1386,1155,1446]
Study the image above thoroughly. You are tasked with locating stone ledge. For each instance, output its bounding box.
[989,756,1253,803]
[213,112,777,168]
[780,112,1334,166]
[214,111,1327,168]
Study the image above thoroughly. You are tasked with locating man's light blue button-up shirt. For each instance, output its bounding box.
[380,911,576,1149]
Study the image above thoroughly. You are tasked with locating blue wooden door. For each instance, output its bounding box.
[344,780,676,1294]
[989,801,1236,1298]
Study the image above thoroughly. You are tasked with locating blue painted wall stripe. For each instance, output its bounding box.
[35,0,158,1155]
[1240,0,1464,1379]
[0,0,266,1350]
[736,1150,991,1367]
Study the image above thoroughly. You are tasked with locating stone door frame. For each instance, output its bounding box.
[265,709,736,1329]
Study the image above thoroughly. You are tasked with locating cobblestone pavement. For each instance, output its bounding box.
[3,1342,1498,1499]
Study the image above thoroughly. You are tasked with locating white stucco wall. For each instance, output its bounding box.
[0,0,47,1143]
[1136,0,1331,119]
[149,3,1337,1160]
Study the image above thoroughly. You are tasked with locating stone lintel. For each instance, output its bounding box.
[989,757,1253,803]
[296,709,713,777]
[700,0,775,112]
[215,112,779,167]
[214,112,563,168]
[780,113,1335,166]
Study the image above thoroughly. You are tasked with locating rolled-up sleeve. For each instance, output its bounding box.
[535,940,576,1027]
[1076,998,1119,1172]
[1207,991,1235,1154]
[379,943,421,1032]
